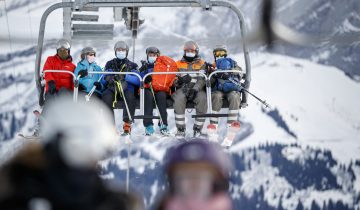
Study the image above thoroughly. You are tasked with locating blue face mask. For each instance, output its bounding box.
[148,56,157,64]
[116,51,126,59]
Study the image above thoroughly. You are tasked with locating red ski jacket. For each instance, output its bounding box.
[43,55,76,93]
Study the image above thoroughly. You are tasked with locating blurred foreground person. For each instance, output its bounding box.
[0,97,142,210]
[157,140,233,210]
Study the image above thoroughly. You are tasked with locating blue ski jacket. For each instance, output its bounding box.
[74,59,104,93]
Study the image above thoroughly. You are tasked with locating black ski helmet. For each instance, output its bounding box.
[164,140,233,193]
[213,45,228,60]
[80,47,96,60]
[114,41,129,57]
[183,40,199,56]
[146,46,160,56]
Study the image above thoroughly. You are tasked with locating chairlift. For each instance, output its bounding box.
[35,0,251,120]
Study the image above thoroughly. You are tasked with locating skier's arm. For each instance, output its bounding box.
[43,57,55,82]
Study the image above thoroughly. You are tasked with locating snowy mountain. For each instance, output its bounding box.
[1,0,360,209]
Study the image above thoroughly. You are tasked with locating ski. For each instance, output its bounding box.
[207,124,219,143]
[17,133,41,141]
[221,121,241,147]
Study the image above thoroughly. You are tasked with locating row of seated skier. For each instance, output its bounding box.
[41,39,248,137]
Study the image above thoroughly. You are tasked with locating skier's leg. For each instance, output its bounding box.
[210,91,224,125]
[101,88,116,125]
[143,89,154,127]
[193,90,207,130]
[226,91,241,123]
[172,89,187,130]
[155,91,168,126]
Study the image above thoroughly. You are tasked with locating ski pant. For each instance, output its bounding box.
[102,88,136,125]
[143,89,168,127]
[210,90,240,124]
[42,87,72,117]
[172,88,207,130]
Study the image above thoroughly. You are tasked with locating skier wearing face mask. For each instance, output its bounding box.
[43,39,76,98]
[102,41,139,135]
[74,47,104,98]
[41,38,76,118]
[172,41,207,138]
[138,46,170,136]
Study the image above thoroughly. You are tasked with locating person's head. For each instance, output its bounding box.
[56,39,71,60]
[114,41,129,60]
[81,47,96,64]
[146,46,160,64]
[164,140,233,200]
[41,97,118,168]
[183,41,199,61]
[213,45,228,61]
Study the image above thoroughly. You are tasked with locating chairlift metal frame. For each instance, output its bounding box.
[35,0,251,116]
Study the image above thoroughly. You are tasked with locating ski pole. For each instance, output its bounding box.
[85,74,104,102]
[228,78,271,108]
[149,82,164,126]
[117,80,133,123]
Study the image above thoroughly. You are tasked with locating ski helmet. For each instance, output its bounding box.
[183,40,199,56]
[164,140,233,192]
[80,47,96,60]
[213,45,227,60]
[41,97,119,168]
[56,39,71,50]
[146,46,160,56]
[114,41,129,57]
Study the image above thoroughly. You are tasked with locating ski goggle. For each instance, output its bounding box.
[87,53,96,57]
[214,50,226,57]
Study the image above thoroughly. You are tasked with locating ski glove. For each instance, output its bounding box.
[144,75,152,84]
[205,62,215,74]
[48,80,56,94]
[218,73,230,80]
[186,89,198,101]
[78,70,88,78]
[94,81,102,90]
[177,74,192,86]
[139,60,148,72]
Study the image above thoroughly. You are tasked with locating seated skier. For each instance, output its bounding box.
[101,41,139,135]
[139,46,172,136]
[74,47,104,99]
[207,45,246,133]
[172,41,208,138]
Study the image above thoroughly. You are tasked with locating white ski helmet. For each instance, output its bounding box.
[56,39,71,50]
[41,97,119,168]
[114,41,129,57]
[80,47,96,60]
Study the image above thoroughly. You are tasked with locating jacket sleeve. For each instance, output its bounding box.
[74,63,83,78]
[192,63,206,91]
[125,68,140,86]
[43,57,55,82]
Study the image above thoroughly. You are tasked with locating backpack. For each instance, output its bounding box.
[216,58,235,70]
[152,56,178,93]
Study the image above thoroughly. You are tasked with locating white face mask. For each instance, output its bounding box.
[186,52,196,58]
[116,51,127,59]
[86,55,95,64]
[148,56,157,64]
[216,56,224,60]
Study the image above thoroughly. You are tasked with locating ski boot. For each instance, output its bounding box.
[122,122,132,136]
[160,124,170,136]
[193,126,207,138]
[145,125,155,136]
[222,121,241,147]
[175,127,186,138]
[207,124,218,142]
